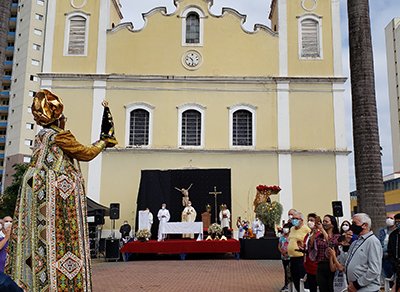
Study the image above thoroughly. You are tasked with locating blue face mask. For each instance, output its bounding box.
[292,219,300,227]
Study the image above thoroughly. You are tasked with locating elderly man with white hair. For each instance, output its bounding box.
[345,213,382,292]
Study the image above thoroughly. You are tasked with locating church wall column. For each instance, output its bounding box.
[87,81,106,203]
[277,81,293,219]
[42,0,56,73]
[333,82,350,219]
[331,0,343,77]
[278,0,288,77]
[87,0,109,202]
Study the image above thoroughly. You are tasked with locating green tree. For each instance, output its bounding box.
[347,0,386,232]
[0,163,29,218]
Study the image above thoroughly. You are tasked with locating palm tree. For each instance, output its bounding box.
[347,0,386,232]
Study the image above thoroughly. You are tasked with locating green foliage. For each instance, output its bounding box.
[0,163,29,218]
[255,201,283,229]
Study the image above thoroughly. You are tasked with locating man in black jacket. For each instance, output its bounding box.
[119,221,132,239]
[387,213,400,289]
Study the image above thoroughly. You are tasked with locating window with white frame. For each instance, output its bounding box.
[32,43,41,51]
[181,110,201,146]
[65,13,89,56]
[178,103,205,147]
[181,7,204,46]
[26,123,34,130]
[31,59,40,66]
[186,13,200,44]
[37,0,44,6]
[33,28,42,36]
[125,103,154,147]
[35,13,43,21]
[229,105,256,147]
[24,139,33,147]
[129,109,149,146]
[298,14,322,59]
[23,156,31,163]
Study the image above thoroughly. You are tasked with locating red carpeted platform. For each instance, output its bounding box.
[120,239,240,255]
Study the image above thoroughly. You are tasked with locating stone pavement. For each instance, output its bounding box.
[92,257,284,291]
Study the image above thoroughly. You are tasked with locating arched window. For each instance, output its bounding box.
[181,109,201,146]
[64,12,89,56]
[129,109,149,146]
[181,7,204,46]
[298,15,322,59]
[232,110,253,146]
[186,13,200,44]
[125,103,154,147]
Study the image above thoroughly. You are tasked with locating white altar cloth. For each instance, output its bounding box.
[160,222,203,240]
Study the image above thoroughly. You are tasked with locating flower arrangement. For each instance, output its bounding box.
[255,201,283,231]
[135,229,151,241]
[208,223,223,235]
[256,185,281,194]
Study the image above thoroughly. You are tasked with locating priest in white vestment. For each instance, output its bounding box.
[252,217,265,239]
[219,204,231,237]
[181,201,197,239]
[157,203,170,241]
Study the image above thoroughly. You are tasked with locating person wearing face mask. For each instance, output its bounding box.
[346,213,382,292]
[182,201,197,239]
[378,214,396,282]
[315,214,340,292]
[157,203,171,241]
[303,213,321,292]
[286,208,297,229]
[287,211,310,292]
[0,217,12,273]
[278,223,291,292]
[388,213,400,291]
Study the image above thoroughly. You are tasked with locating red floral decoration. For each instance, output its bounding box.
[256,184,281,194]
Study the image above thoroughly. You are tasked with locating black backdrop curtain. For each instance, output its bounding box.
[136,168,231,238]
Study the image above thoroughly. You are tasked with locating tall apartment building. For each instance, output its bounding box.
[3,0,47,188]
[0,0,17,189]
[386,18,400,173]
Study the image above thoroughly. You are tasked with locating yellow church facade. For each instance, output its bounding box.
[39,0,349,231]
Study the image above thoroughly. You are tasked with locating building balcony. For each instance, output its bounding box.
[0,91,9,98]
[3,61,13,68]
[11,3,18,12]
[7,32,15,37]
[0,153,5,159]
[2,75,11,82]
[6,46,14,52]
[0,106,9,112]
[9,17,17,23]
[0,123,8,130]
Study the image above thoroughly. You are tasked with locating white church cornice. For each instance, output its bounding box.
[38,73,347,85]
[104,147,351,155]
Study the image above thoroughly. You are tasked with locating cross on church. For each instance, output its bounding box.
[208,186,222,223]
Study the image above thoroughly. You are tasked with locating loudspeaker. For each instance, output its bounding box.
[332,201,343,217]
[110,203,120,220]
[94,209,105,225]
[105,238,119,260]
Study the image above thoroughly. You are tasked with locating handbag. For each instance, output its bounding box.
[333,270,348,292]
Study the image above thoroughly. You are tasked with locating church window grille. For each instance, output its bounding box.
[186,13,200,44]
[129,109,149,146]
[181,110,201,146]
[233,110,253,146]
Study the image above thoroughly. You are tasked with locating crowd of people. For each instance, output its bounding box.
[277,209,400,292]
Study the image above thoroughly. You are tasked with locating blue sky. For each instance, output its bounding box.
[120,0,400,191]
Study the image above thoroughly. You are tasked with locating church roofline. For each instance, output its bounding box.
[111,0,123,19]
[269,0,277,20]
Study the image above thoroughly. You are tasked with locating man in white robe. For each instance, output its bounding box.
[219,204,231,237]
[252,217,265,239]
[157,203,170,241]
[181,201,197,239]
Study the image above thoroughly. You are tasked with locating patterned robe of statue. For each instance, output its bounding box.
[6,126,105,292]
